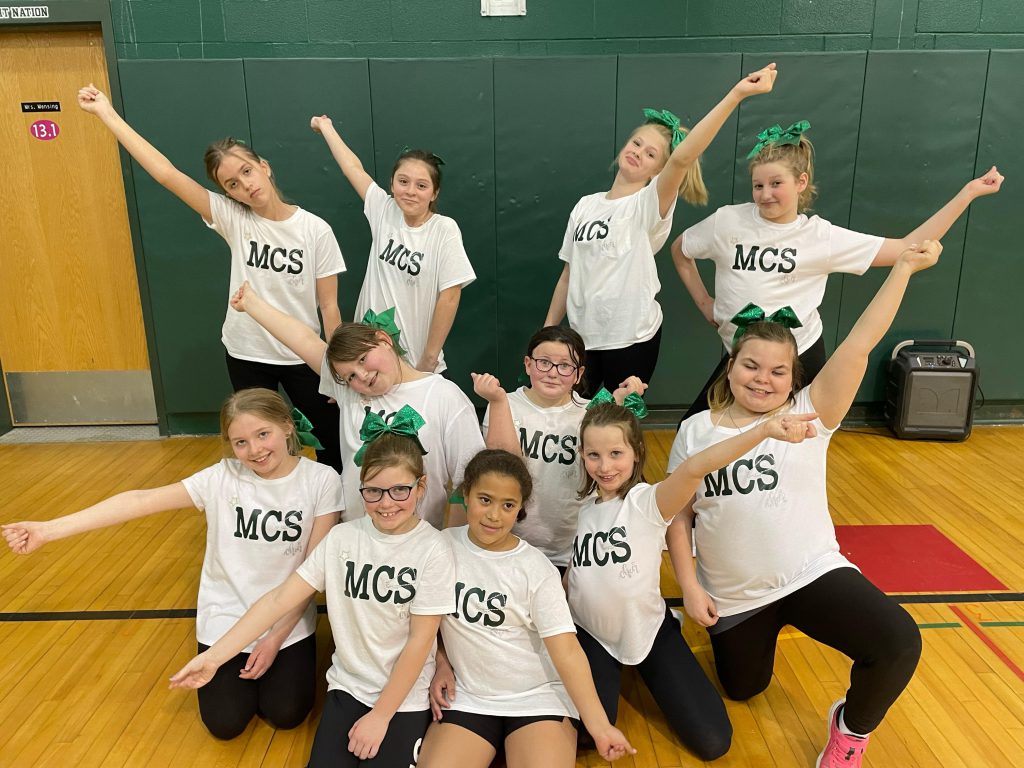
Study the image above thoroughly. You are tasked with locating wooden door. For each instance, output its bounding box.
[0,25,156,424]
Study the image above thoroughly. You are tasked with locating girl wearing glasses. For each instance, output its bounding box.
[171,430,456,767]
[471,327,644,572]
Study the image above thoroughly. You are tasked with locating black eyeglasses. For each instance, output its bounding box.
[359,484,415,503]
[529,357,578,376]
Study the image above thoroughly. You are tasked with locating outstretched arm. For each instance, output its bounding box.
[811,240,942,429]
[544,633,636,762]
[871,167,1003,267]
[230,281,328,372]
[3,483,195,555]
[654,413,818,520]
[310,115,375,200]
[655,62,778,217]
[78,84,212,221]
[417,285,462,373]
[544,264,571,327]
[671,234,717,329]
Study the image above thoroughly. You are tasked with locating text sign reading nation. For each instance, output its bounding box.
[0,6,50,19]
[22,102,60,113]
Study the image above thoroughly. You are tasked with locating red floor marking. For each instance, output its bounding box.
[834,524,1007,593]
[949,605,1024,683]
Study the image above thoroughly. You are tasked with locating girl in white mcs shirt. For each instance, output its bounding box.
[418,449,634,767]
[170,430,456,767]
[544,63,779,397]
[230,282,484,528]
[310,115,476,374]
[3,389,342,740]
[473,326,645,572]
[77,85,347,472]
[667,242,943,768]
[569,394,816,760]
[673,121,1003,419]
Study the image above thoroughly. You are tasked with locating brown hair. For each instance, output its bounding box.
[525,325,588,400]
[391,149,443,213]
[220,388,300,455]
[325,323,406,385]
[707,322,804,411]
[747,134,817,212]
[459,449,533,522]
[578,403,646,500]
[203,137,287,201]
[359,433,426,484]
[640,122,709,206]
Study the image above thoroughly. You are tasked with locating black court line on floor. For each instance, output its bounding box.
[2,593,1024,622]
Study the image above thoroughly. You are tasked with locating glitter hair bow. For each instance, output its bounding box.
[353,404,427,466]
[361,307,406,356]
[642,108,688,150]
[730,303,803,347]
[291,408,324,450]
[587,387,648,420]
[746,120,811,159]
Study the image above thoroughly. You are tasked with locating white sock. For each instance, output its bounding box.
[838,707,870,740]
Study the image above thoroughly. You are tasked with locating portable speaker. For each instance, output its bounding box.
[885,340,978,441]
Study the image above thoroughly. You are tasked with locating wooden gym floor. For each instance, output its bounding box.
[1,426,1022,767]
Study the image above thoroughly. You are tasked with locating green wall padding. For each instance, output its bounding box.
[839,50,989,401]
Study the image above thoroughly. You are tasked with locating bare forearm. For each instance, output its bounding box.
[667,91,742,172]
[672,241,713,309]
[205,584,306,666]
[319,124,368,187]
[243,293,327,369]
[483,399,521,455]
[548,637,614,734]
[94,105,179,185]
[844,261,915,357]
[666,514,700,589]
[544,267,570,326]
[372,632,435,719]
[420,288,461,370]
[320,302,342,340]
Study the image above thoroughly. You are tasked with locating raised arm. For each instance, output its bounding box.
[655,62,778,217]
[543,633,635,762]
[78,84,212,221]
[472,373,520,455]
[871,168,1003,267]
[544,264,571,327]
[230,281,328,372]
[654,413,817,520]
[310,115,375,200]
[810,240,942,429]
[417,285,462,373]
[3,482,195,555]
[671,235,717,329]
[315,274,342,339]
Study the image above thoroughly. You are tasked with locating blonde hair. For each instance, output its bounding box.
[707,323,804,411]
[219,388,300,455]
[360,433,426,484]
[203,138,287,202]
[642,122,709,206]
[748,135,817,213]
[577,403,646,500]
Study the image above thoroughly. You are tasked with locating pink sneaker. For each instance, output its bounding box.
[816,699,870,767]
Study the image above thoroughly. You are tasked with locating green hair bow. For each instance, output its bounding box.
[361,307,406,356]
[746,120,811,160]
[587,387,648,420]
[730,303,803,347]
[353,404,427,466]
[400,145,445,166]
[642,108,688,150]
[291,408,324,451]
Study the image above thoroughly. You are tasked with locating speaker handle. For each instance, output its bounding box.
[890,339,976,360]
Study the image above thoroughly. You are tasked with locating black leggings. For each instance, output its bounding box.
[582,326,662,399]
[308,689,431,767]
[197,633,316,740]
[680,334,827,423]
[576,606,732,761]
[709,567,921,734]
[225,353,342,474]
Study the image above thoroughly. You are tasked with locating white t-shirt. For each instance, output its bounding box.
[296,516,456,711]
[356,183,477,373]
[558,177,676,350]
[668,387,854,617]
[181,457,343,651]
[206,192,346,364]
[319,364,485,528]
[567,483,671,665]
[682,203,883,354]
[440,527,578,718]
[482,387,588,566]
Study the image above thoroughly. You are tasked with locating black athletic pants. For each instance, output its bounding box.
[709,567,921,735]
[307,689,430,767]
[225,353,342,474]
[582,327,663,399]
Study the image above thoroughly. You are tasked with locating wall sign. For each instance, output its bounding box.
[22,102,60,113]
[0,6,49,19]
[29,119,59,141]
